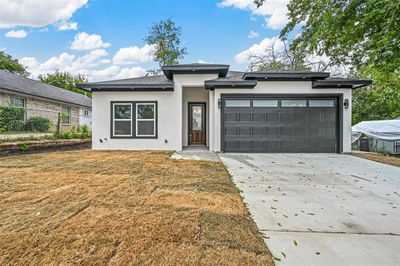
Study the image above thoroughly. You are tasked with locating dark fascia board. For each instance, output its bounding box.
[312,80,372,89]
[243,72,330,81]
[77,84,174,92]
[204,80,257,90]
[162,65,230,79]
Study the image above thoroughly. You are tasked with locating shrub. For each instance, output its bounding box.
[23,117,51,132]
[0,106,25,131]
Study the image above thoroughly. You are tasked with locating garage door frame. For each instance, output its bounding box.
[220,93,343,153]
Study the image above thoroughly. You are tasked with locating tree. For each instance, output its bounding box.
[255,0,400,123]
[246,39,329,72]
[255,0,400,75]
[38,71,90,97]
[145,19,187,69]
[0,52,29,76]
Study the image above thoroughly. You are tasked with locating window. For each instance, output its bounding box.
[10,96,25,108]
[281,99,307,107]
[225,100,251,107]
[253,100,278,107]
[136,103,156,137]
[83,109,89,116]
[309,99,335,107]
[113,103,132,136]
[61,106,71,124]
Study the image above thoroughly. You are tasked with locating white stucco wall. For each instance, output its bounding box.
[182,86,210,146]
[92,90,181,150]
[210,81,352,153]
[79,107,92,129]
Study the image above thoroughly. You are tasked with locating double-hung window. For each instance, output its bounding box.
[113,103,133,137]
[111,102,157,138]
[136,103,156,137]
[10,96,26,120]
[62,106,71,124]
[10,96,26,108]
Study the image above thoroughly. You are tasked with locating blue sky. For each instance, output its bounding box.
[0,0,292,81]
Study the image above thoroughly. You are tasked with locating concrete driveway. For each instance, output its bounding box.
[219,153,400,266]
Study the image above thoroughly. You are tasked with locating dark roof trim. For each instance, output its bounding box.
[204,80,257,90]
[162,64,230,79]
[78,83,174,92]
[312,80,372,89]
[243,72,330,81]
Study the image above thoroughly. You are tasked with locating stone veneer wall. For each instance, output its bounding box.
[0,91,80,130]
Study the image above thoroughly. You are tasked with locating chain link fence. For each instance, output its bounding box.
[0,106,92,141]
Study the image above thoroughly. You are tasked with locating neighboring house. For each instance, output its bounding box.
[352,119,400,155]
[0,70,92,130]
[79,63,371,153]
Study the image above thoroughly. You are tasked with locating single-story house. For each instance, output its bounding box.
[79,63,371,153]
[0,70,92,130]
[352,119,400,155]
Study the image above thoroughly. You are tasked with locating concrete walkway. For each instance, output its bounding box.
[219,153,400,266]
[170,147,220,162]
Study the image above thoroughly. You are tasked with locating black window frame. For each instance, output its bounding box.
[110,101,158,139]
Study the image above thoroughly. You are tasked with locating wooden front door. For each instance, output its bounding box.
[188,103,206,145]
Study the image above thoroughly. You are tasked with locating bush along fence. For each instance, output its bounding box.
[0,106,92,141]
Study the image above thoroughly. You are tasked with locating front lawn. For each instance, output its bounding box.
[352,151,400,168]
[0,150,273,265]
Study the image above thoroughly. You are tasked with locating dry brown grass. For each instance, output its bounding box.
[0,150,273,265]
[352,152,400,168]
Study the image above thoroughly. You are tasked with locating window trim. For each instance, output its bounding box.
[10,95,26,108]
[136,103,156,137]
[110,101,158,139]
[112,103,133,137]
[61,105,71,125]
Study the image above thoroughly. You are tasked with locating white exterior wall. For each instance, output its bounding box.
[210,81,352,153]
[182,87,209,146]
[79,107,92,129]
[92,90,181,150]
[174,74,217,148]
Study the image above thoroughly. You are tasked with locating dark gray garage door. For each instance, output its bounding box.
[222,97,338,153]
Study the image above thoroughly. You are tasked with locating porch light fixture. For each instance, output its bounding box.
[344,99,349,109]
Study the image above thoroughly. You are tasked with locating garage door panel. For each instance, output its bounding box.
[266,113,280,121]
[252,127,265,136]
[225,113,237,121]
[223,96,338,153]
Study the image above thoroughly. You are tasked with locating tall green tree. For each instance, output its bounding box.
[0,52,29,76]
[255,0,400,123]
[279,0,400,75]
[145,19,187,68]
[39,71,90,97]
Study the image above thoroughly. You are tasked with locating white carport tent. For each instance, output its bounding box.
[352,119,400,143]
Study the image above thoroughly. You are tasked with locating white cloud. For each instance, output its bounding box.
[218,0,289,30]
[70,32,111,51]
[5,30,28,38]
[114,66,147,79]
[235,36,285,64]
[112,44,155,65]
[0,0,87,28]
[247,30,259,39]
[58,21,78,31]
[19,49,149,82]
[197,59,208,64]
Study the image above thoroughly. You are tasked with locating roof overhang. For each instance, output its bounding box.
[243,72,330,81]
[204,80,257,90]
[77,83,174,92]
[312,80,372,89]
[162,64,230,79]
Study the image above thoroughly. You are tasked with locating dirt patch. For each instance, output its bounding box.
[0,150,273,265]
[352,152,400,168]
